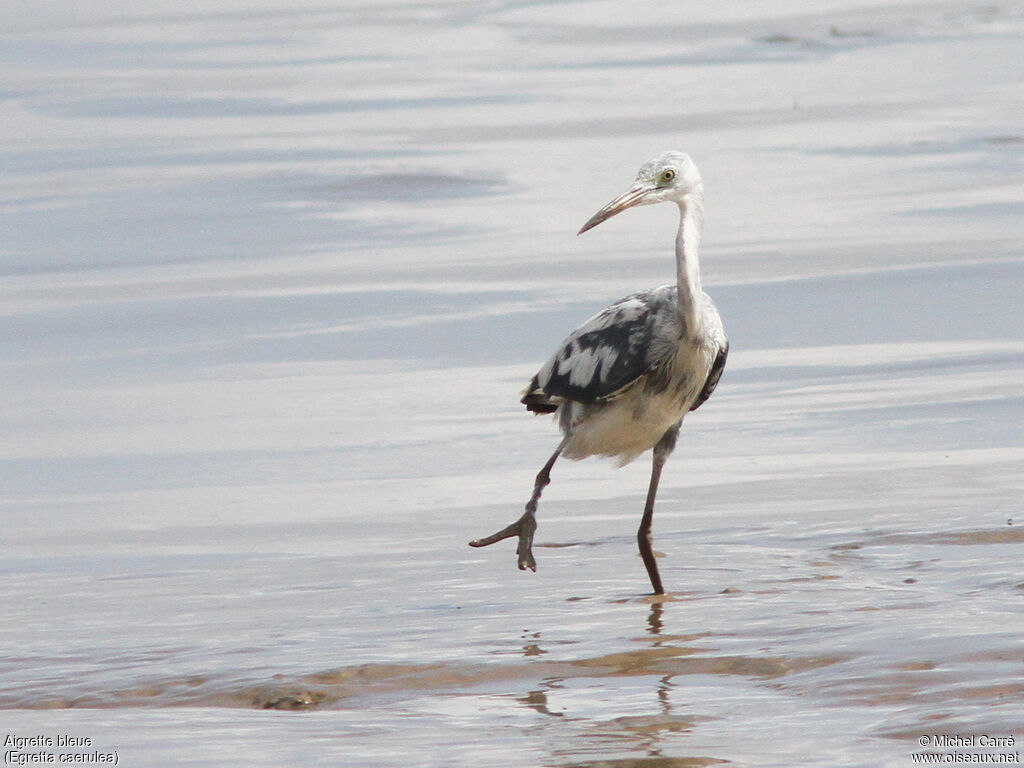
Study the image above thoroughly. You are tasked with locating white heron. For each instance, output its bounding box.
[469,151,728,595]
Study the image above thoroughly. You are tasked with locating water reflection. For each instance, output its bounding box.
[646,601,665,636]
[518,688,563,718]
[521,629,547,658]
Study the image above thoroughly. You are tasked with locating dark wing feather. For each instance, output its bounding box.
[688,340,728,412]
[522,286,679,412]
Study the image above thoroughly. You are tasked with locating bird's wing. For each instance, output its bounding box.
[522,286,679,412]
[688,293,728,412]
[689,341,728,412]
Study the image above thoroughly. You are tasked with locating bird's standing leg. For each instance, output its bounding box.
[469,439,566,571]
[638,423,681,595]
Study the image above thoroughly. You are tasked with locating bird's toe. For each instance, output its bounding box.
[517,552,537,572]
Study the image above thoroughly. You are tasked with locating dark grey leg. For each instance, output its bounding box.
[638,423,680,595]
[469,440,565,571]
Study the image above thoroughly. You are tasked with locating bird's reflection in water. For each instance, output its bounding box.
[517,630,559,715]
[512,600,694,762]
[646,600,675,720]
[647,600,665,636]
[518,688,564,718]
[514,599,679,714]
[520,629,546,657]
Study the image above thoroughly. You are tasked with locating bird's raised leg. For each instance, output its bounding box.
[469,439,566,571]
[638,423,681,595]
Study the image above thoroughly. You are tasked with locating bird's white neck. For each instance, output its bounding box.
[674,188,704,339]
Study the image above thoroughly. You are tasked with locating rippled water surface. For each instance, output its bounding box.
[2,1,1022,766]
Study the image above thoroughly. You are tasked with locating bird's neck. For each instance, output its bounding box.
[674,189,704,338]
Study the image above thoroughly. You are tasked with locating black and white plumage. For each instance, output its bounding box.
[470,151,728,595]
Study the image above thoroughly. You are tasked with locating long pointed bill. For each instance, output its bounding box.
[577,183,653,235]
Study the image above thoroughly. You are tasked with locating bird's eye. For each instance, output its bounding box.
[659,169,676,184]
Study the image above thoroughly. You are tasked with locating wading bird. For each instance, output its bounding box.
[469,151,728,595]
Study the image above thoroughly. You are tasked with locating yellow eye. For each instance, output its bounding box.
[660,168,676,183]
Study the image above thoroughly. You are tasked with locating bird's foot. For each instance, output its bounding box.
[468,513,537,571]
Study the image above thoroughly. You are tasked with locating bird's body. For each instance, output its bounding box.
[522,284,727,465]
[470,151,728,595]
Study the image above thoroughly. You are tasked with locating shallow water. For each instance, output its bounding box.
[2,1,1022,766]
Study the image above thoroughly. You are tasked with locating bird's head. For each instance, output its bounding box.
[578,151,702,235]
